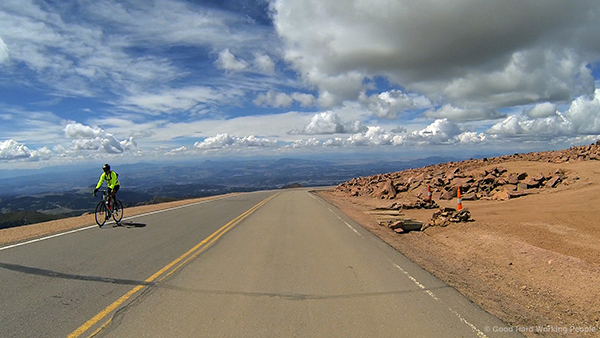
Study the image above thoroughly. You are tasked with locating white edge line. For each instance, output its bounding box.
[0,195,231,252]
[0,226,97,251]
[308,191,363,238]
[312,191,486,337]
[391,261,488,338]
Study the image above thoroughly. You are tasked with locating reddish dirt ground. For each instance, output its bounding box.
[317,160,600,337]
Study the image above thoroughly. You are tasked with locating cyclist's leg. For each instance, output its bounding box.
[107,188,113,209]
[112,185,120,205]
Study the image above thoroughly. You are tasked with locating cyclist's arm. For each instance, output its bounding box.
[95,174,105,189]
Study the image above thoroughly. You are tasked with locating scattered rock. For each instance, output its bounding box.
[424,208,472,229]
[380,218,424,232]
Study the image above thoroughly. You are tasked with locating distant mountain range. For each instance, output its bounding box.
[0,156,460,229]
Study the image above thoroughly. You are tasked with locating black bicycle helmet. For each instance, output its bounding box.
[103,164,111,171]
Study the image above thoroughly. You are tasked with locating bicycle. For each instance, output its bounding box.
[94,190,124,227]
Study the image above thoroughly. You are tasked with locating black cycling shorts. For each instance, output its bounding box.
[108,185,120,195]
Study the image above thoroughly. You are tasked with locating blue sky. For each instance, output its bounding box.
[1,0,600,169]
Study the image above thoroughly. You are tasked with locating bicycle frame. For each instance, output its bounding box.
[94,190,124,226]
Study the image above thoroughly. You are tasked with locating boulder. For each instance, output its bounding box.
[372,179,397,199]
[492,190,510,201]
[507,173,520,185]
[462,192,477,200]
[545,175,561,188]
[425,208,472,228]
[521,177,541,188]
[440,189,456,200]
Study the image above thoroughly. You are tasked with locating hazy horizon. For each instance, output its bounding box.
[1,1,600,171]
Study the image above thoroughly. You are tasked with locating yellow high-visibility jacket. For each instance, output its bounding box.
[96,171,120,189]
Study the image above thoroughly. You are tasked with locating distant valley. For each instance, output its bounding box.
[0,156,458,229]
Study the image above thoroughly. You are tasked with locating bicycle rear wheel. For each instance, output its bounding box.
[112,200,124,223]
[95,201,108,227]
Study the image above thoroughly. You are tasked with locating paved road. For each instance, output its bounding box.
[0,189,521,337]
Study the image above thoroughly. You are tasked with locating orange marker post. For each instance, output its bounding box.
[457,186,463,210]
[427,184,432,203]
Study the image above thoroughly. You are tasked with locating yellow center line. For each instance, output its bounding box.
[67,193,279,338]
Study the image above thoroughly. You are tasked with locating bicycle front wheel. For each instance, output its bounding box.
[112,200,124,223]
[95,201,108,227]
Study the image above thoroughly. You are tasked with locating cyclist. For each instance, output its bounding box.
[93,164,120,210]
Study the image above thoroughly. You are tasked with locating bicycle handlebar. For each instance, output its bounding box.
[94,189,109,198]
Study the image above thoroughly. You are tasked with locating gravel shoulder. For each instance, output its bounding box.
[317,160,600,337]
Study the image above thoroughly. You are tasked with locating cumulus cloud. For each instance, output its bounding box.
[289,137,321,149]
[291,92,317,107]
[254,54,275,74]
[396,119,478,145]
[524,102,558,118]
[564,89,600,134]
[487,89,600,138]
[30,147,53,161]
[347,126,394,146]
[194,133,276,150]
[64,122,136,154]
[360,89,431,119]
[271,0,600,112]
[215,49,248,72]
[288,111,367,135]
[285,119,486,149]
[0,139,32,160]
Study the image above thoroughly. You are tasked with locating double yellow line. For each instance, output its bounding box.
[68,193,279,338]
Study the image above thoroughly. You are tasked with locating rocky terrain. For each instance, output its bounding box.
[337,142,599,203]
[319,141,600,337]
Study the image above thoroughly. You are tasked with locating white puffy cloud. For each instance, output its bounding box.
[120,137,137,150]
[289,138,321,149]
[64,122,136,154]
[291,92,317,107]
[285,119,486,149]
[194,133,277,150]
[347,126,394,146]
[271,0,600,112]
[360,89,431,119]
[30,147,53,161]
[215,49,248,72]
[524,102,558,118]
[254,54,275,74]
[487,89,600,138]
[0,139,32,160]
[487,114,573,137]
[487,115,526,135]
[323,137,345,147]
[564,89,600,134]
[396,119,477,145]
[0,139,53,162]
[288,111,367,135]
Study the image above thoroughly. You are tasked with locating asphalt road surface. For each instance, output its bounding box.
[0,189,522,337]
